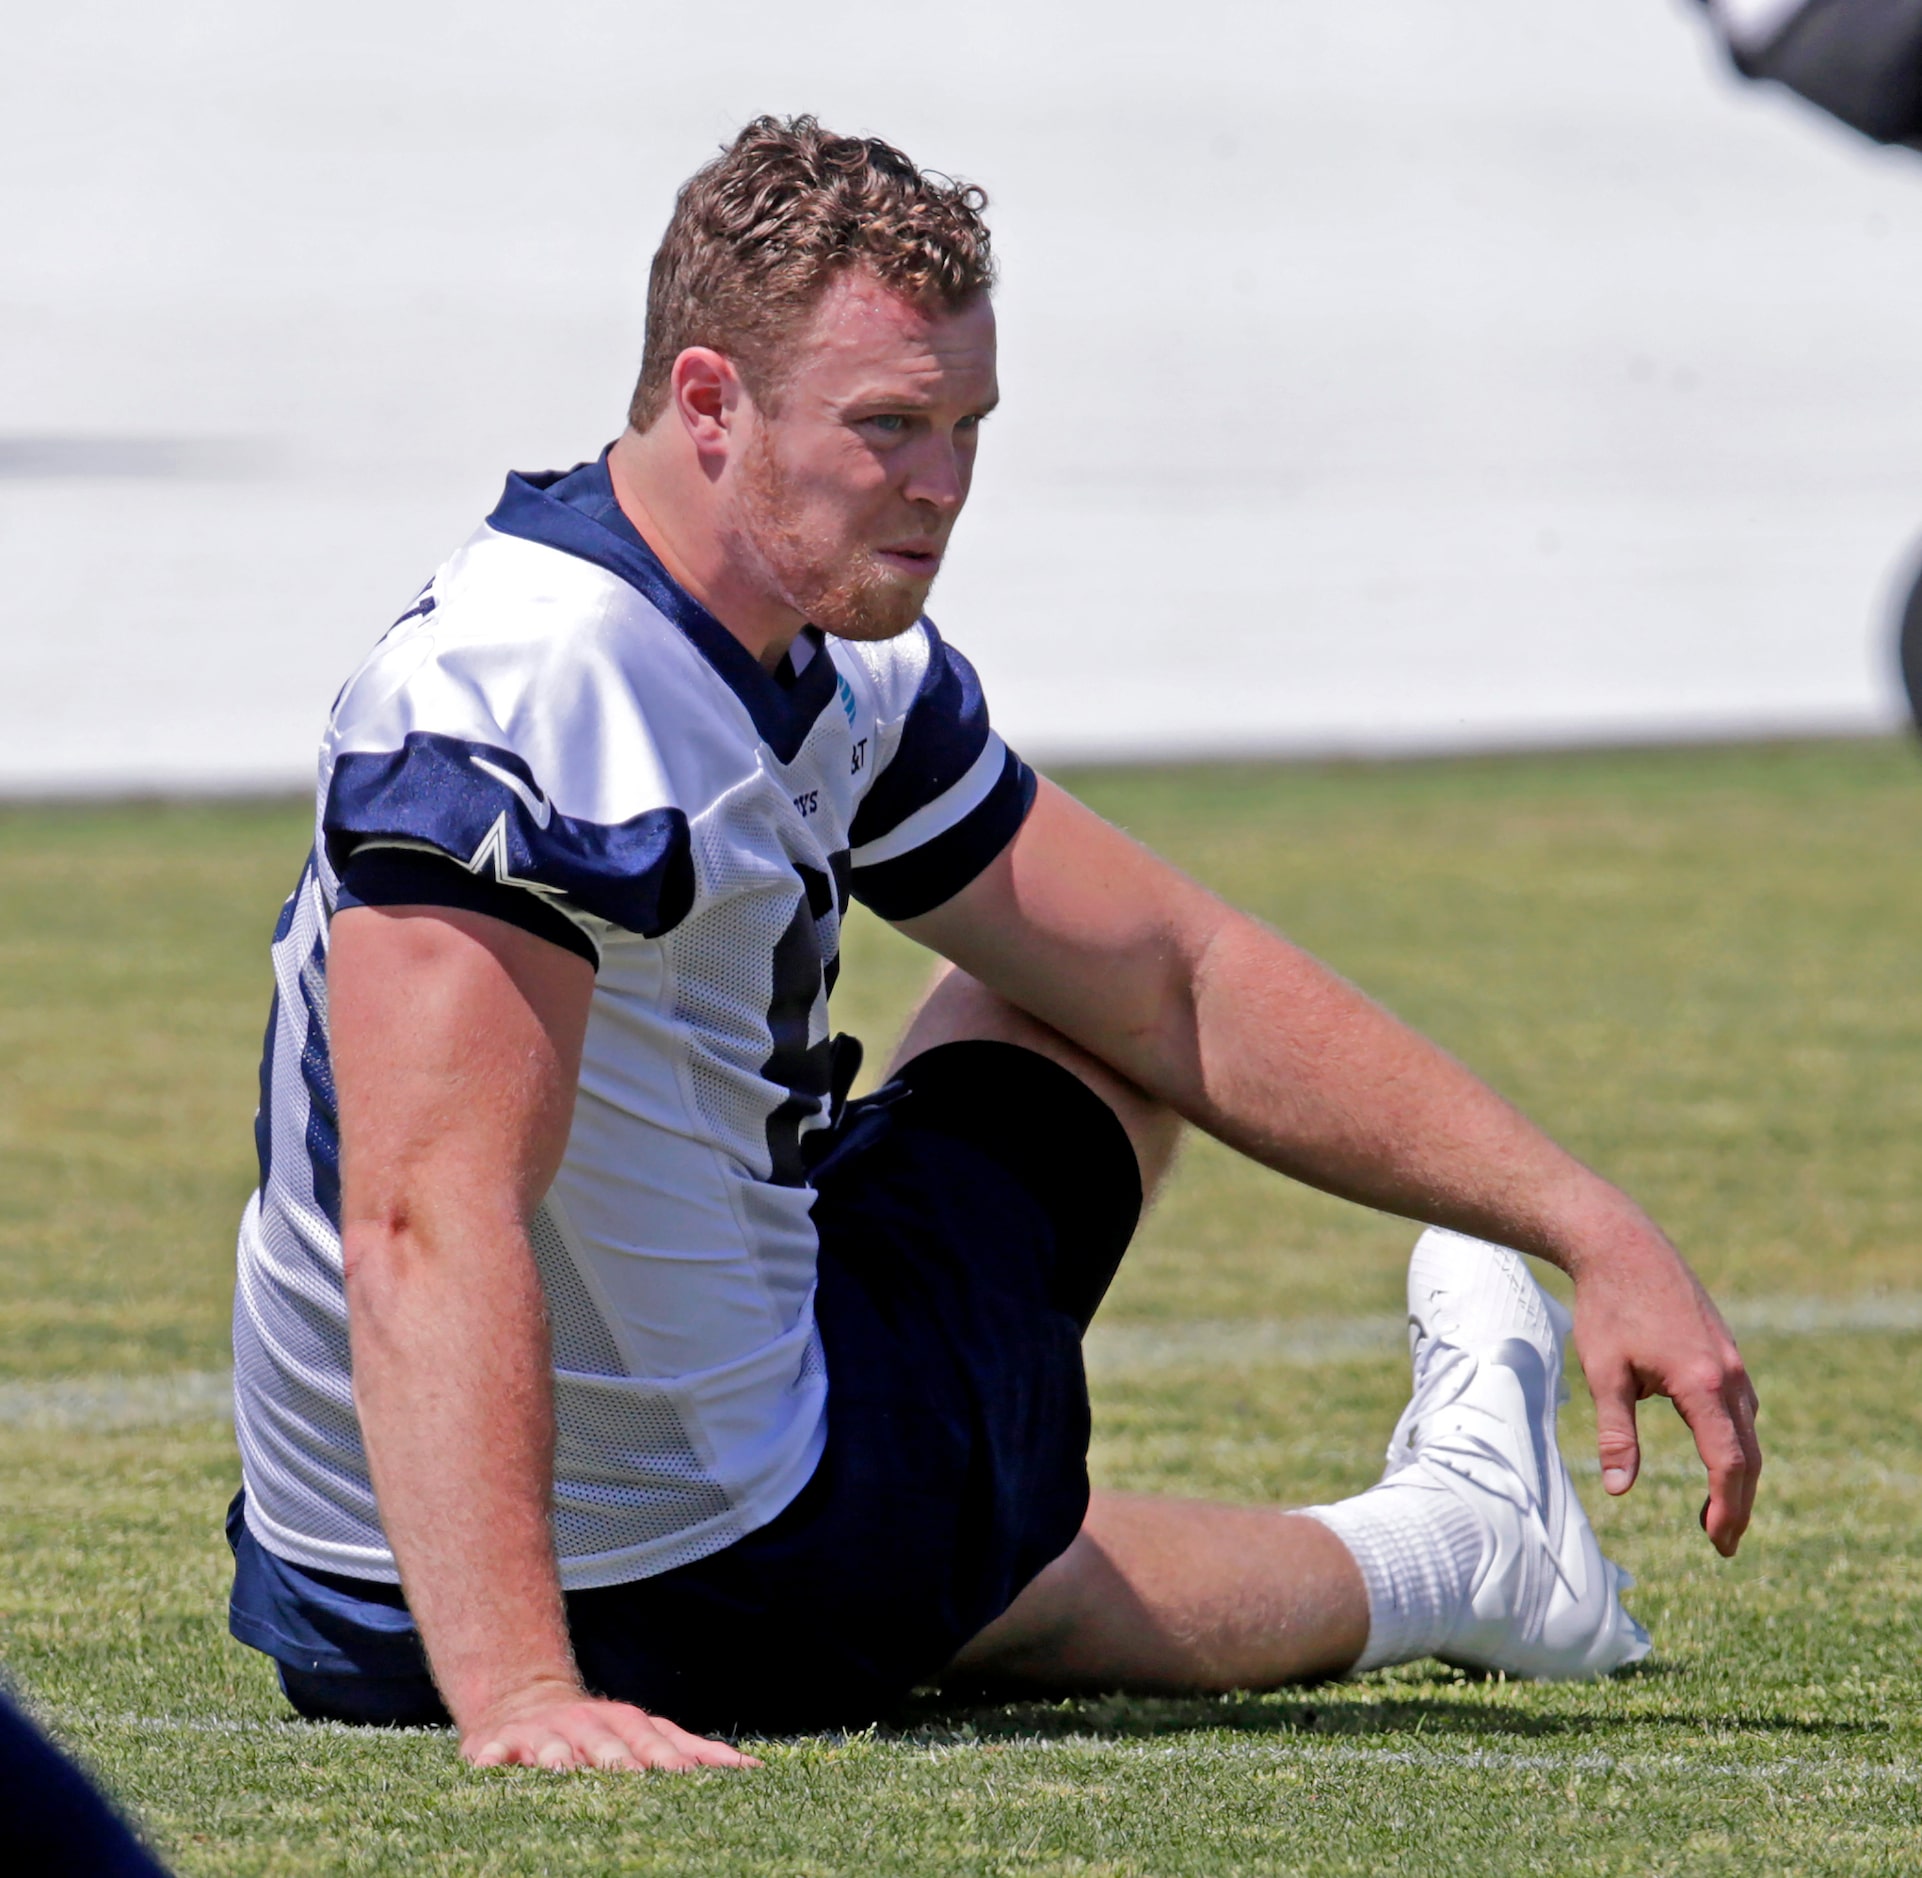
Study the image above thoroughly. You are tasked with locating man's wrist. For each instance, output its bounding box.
[1524,1174,1669,1284]
[443,1662,586,1733]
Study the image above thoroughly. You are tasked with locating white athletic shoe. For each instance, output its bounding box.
[1381,1228,1651,1679]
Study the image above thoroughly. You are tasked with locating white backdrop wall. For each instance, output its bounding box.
[4,1,1920,790]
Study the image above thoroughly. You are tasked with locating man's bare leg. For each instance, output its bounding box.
[884,964,1183,1194]
[951,1494,1368,1690]
[887,966,1370,1690]
[951,1237,1651,1692]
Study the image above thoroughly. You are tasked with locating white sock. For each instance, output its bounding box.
[1302,1474,1488,1671]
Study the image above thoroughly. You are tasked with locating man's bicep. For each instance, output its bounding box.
[329,904,594,1228]
[897,779,1220,1067]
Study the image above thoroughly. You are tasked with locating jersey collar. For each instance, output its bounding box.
[485,457,840,766]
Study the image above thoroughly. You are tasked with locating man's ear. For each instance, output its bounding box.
[670,348,745,466]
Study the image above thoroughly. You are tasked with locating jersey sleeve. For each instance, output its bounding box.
[846,623,1037,920]
[334,844,601,964]
[319,615,695,960]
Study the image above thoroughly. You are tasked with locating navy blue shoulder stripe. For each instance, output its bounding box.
[337,845,601,967]
[487,461,839,766]
[849,621,994,850]
[851,746,1037,921]
[324,731,693,939]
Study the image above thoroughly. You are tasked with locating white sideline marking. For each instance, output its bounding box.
[5,1291,1920,1431]
[1087,1317,1403,1373]
[0,1370,233,1430]
[1086,1291,1922,1377]
[52,1711,1922,1788]
[1725,1294,1922,1336]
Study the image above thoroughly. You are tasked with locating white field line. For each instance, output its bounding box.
[1086,1291,1922,1378]
[0,1369,234,1430]
[46,1710,1922,1788]
[4,1291,1921,1431]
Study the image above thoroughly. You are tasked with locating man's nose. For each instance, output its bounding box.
[900,437,969,514]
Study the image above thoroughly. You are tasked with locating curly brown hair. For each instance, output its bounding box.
[628,115,995,431]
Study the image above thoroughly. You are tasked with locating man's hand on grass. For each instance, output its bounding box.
[1565,1221,1761,1558]
[462,1680,759,1773]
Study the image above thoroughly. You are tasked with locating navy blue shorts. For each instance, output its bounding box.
[227,1040,1141,1735]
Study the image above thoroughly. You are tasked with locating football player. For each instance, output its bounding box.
[226,116,1759,1771]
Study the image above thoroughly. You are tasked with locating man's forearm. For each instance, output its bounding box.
[914,782,1648,1272]
[1170,909,1646,1273]
[344,1216,579,1729]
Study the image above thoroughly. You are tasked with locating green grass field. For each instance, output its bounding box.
[4,739,1921,1875]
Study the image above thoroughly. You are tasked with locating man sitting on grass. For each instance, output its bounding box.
[226,115,1760,1771]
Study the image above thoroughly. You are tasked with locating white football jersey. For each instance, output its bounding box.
[233,458,1035,1589]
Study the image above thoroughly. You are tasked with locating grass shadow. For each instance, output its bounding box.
[890,1685,1577,1747]
[880,1665,1887,1753]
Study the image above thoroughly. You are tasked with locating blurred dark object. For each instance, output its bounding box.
[1897,548,1922,733]
[1701,0,1922,145]
[1700,7,1922,734]
[0,1685,171,1875]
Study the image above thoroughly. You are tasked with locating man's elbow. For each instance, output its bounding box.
[340,1187,534,1307]
[340,1209,421,1298]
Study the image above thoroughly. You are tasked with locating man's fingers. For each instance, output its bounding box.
[1674,1376,1758,1557]
[613,1730,695,1772]
[653,1716,759,1769]
[623,1718,712,1773]
[606,1710,753,1773]
[465,1700,756,1774]
[1716,1372,1762,1542]
[465,1725,563,1769]
[1590,1367,1641,1496]
[1732,1368,1762,1519]
[1571,1244,1763,1554]
[579,1722,653,1772]
[468,1722,683,1773]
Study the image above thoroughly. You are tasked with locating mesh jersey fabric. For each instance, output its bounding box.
[233,453,1036,1589]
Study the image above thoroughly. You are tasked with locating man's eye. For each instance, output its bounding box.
[865,414,908,435]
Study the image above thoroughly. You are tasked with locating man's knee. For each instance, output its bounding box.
[887,965,1182,1195]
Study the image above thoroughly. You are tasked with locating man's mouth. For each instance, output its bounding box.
[873,543,943,578]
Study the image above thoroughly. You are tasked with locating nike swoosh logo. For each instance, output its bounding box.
[470,754,553,830]
[1490,1336,1555,1510]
